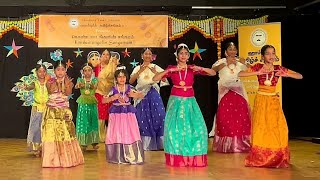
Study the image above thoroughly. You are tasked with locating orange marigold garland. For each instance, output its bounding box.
[0,16,39,42]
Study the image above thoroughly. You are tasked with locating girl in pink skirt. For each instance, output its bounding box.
[103,65,144,164]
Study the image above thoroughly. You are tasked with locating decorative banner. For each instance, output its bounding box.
[221,16,268,40]
[0,16,39,42]
[238,22,282,108]
[39,15,168,48]
[168,16,268,59]
[169,16,217,41]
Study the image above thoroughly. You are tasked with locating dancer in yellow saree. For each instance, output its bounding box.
[239,45,303,168]
[42,61,84,168]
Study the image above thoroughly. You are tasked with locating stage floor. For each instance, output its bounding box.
[0,138,319,180]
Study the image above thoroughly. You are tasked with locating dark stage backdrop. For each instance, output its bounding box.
[0,28,221,138]
[280,15,318,138]
[0,15,317,138]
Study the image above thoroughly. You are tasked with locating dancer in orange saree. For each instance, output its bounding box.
[239,45,303,168]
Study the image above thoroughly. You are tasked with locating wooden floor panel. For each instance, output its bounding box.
[0,139,319,180]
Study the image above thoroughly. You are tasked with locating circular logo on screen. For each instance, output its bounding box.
[69,18,79,28]
[251,29,267,47]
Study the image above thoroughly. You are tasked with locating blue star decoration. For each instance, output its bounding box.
[130,59,139,68]
[189,42,206,60]
[73,48,83,58]
[68,94,74,100]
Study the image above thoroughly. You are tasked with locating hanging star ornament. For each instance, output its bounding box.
[122,48,131,58]
[66,59,74,69]
[130,59,139,68]
[73,48,83,58]
[189,42,206,60]
[4,39,24,58]
[68,94,74,100]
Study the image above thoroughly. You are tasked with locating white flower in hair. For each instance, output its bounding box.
[116,66,126,70]
[87,51,101,61]
[177,43,188,49]
[36,59,54,78]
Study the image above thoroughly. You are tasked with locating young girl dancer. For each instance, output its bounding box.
[23,64,49,157]
[239,45,303,168]
[103,65,144,165]
[211,42,251,153]
[75,63,99,151]
[41,61,84,168]
[153,43,216,167]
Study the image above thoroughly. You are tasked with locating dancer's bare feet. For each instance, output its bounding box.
[33,151,41,157]
[92,144,99,150]
[81,146,87,152]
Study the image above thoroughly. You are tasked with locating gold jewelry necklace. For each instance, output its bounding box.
[227,63,236,74]
[264,64,274,71]
[178,65,187,87]
[56,78,65,93]
[263,64,274,86]
[143,64,150,80]
[84,78,91,95]
[37,80,46,95]
[264,72,274,86]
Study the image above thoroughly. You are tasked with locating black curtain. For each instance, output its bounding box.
[0,28,221,138]
[280,14,318,137]
[0,30,170,138]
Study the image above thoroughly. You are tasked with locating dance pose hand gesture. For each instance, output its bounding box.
[275,68,288,77]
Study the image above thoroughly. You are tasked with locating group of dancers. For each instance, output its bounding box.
[22,42,302,168]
